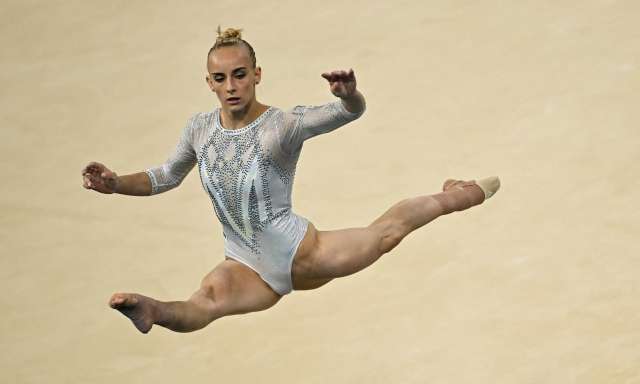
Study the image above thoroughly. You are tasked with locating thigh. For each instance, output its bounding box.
[292,222,383,285]
[196,259,282,317]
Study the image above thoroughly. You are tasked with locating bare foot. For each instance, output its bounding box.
[442,179,485,205]
[109,293,157,334]
[443,176,500,201]
[434,177,500,214]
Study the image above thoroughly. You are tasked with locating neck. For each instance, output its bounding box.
[220,99,268,130]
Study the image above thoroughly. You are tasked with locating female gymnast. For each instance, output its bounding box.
[81,28,500,334]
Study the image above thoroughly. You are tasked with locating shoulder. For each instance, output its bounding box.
[279,105,307,129]
[186,111,214,132]
[260,106,289,127]
[284,105,307,117]
[186,111,215,137]
[180,111,214,148]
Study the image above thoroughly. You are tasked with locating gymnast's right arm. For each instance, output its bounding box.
[81,116,198,196]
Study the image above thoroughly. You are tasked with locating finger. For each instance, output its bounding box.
[82,163,98,175]
[88,162,105,173]
[329,70,347,80]
[324,70,347,81]
[321,72,335,82]
[84,164,98,175]
[85,174,101,188]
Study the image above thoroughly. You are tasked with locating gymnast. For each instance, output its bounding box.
[81,27,500,333]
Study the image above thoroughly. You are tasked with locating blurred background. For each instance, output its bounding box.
[2,1,639,382]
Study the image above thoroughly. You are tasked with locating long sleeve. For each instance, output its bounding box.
[279,100,364,154]
[145,114,199,195]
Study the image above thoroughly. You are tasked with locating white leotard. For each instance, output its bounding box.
[146,101,364,295]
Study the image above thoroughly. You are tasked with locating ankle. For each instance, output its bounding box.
[431,192,459,214]
[150,299,169,327]
[432,187,481,214]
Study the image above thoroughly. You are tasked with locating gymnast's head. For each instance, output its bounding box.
[206,27,261,113]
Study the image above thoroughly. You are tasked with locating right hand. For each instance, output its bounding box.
[82,161,119,194]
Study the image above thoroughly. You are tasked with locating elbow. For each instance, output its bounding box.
[147,168,185,195]
[150,179,182,195]
[357,94,366,116]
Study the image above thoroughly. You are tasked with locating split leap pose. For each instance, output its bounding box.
[82,28,500,333]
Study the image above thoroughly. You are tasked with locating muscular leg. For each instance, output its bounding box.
[109,259,281,333]
[292,177,499,286]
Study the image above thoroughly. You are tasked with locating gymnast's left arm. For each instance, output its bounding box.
[322,68,366,115]
[278,69,366,153]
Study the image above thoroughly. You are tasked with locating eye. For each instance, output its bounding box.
[213,75,225,83]
[234,71,246,79]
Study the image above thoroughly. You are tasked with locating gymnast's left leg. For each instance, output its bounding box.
[291,177,500,289]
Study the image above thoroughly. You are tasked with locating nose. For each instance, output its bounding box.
[225,77,236,94]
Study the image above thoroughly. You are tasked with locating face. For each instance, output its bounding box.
[206,45,261,114]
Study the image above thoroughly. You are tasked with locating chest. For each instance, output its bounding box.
[197,125,272,194]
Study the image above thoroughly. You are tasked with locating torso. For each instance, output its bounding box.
[195,106,308,294]
[145,100,363,294]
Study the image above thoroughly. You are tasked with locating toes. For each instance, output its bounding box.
[109,294,138,308]
[109,297,123,308]
[443,179,458,191]
[443,179,481,192]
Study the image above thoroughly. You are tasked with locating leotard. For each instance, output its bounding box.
[146,101,364,295]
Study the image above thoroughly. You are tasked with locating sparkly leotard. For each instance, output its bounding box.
[146,101,363,295]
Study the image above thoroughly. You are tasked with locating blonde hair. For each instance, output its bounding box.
[207,26,257,68]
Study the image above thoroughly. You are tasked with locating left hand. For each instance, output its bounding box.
[321,69,357,99]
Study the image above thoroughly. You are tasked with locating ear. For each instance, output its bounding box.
[254,66,262,85]
[205,74,215,91]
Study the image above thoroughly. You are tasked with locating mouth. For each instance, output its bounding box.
[226,97,241,105]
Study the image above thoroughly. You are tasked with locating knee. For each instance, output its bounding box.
[195,279,231,318]
[368,220,406,255]
[380,230,405,254]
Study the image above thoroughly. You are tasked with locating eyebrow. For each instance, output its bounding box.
[211,67,248,76]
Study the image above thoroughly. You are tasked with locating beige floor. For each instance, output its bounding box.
[2,1,639,383]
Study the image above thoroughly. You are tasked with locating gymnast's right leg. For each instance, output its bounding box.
[109,259,281,333]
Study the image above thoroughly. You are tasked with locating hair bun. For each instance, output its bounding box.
[217,26,243,42]
[208,26,257,68]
